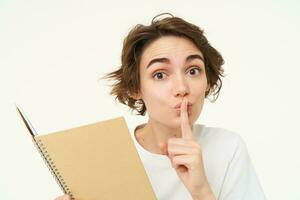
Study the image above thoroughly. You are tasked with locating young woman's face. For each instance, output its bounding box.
[137,36,209,128]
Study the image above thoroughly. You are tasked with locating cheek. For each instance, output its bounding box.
[140,84,171,115]
[190,84,207,112]
[143,87,167,108]
[191,80,207,98]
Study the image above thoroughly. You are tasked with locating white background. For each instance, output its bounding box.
[1,0,299,199]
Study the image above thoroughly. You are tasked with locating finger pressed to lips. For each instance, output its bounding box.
[180,98,194,139]
[175,107,192,116]
[174,98,192,117]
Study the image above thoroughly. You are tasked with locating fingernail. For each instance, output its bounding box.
[181,98,186,107]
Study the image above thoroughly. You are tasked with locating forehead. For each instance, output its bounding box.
[140,36,203,66]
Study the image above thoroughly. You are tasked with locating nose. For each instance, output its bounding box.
[172,74,190,97]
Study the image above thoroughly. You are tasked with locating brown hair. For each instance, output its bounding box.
[104,13,224,116]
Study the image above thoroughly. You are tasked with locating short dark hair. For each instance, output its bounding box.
[104,13,224,116]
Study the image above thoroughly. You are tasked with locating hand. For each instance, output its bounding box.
[165,97,215,199]
[54,194,71,200]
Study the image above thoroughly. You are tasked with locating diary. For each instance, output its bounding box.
[17,106,156,200]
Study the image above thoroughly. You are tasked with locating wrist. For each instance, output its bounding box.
[192,185,215,200]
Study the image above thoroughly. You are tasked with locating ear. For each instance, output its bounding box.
[129,91,142,100]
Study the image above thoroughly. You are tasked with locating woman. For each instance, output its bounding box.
[55,13,266,200]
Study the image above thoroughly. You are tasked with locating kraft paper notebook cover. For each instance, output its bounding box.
[17,106,157,200]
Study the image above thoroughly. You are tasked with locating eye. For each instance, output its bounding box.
[153,72,167,80]
[187,67,201,76]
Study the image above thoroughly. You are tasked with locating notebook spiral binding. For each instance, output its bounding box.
[34,138,75,200]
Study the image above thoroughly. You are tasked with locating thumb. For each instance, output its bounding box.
[159,142,176,168]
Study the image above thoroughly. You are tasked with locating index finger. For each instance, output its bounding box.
[180,97,193,139]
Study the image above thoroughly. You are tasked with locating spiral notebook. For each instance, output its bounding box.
[17,106,157,200]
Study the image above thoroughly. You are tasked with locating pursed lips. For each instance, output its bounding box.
[174,102,193,109]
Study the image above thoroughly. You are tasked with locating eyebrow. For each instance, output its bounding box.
[146,54,205,69]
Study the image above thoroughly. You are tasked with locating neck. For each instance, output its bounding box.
[135,118,183,155]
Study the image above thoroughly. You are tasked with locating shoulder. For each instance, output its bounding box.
[193,124,248,158]
[193,124,243,145]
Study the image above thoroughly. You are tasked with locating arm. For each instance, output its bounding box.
[166,98,216,200]
[218,135,266,200]
[192,184,216,200]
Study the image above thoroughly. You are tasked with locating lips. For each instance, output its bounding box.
[174,101,192,109]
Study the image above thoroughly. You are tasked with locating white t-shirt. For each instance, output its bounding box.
[130,124,266,200]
